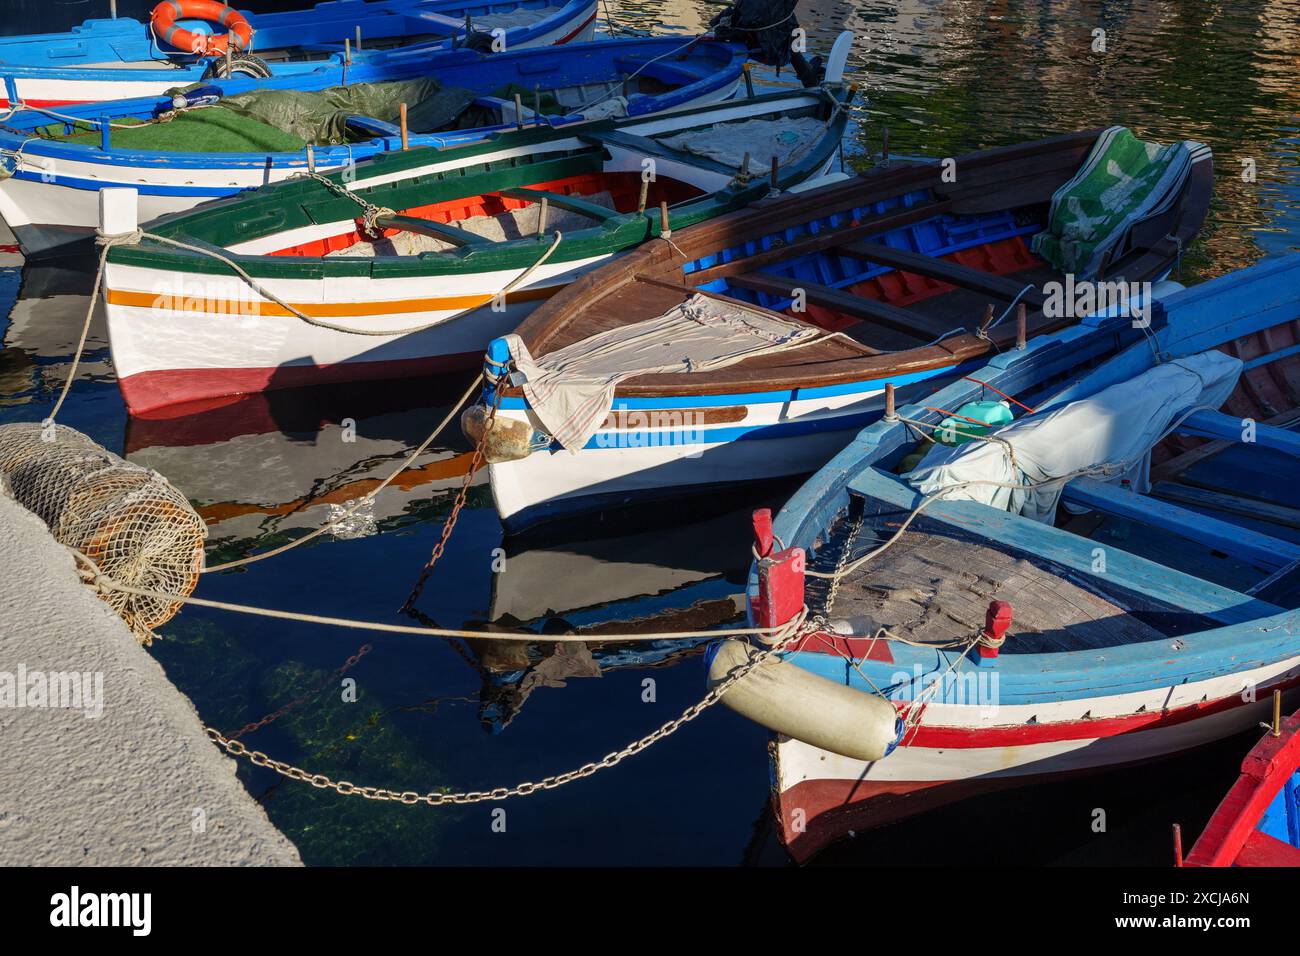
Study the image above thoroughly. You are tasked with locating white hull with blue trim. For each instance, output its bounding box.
[479,128,1212,533]
[11,31,762,260]
[0,0,597,107]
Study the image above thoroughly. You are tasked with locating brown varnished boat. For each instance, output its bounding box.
[475,128,1214,532]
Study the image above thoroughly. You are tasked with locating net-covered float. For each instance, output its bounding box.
[101,74,853,414]
[0,0,598,106]
[707,252,1300,862]
[0,35,746,257]
[1182,695,1300,867]
[468,126,1212,533]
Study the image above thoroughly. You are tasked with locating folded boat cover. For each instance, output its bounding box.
[504,294,824,451]
[657,116,827,175]
[907,350,1243,522]
[1032,126,1204,277]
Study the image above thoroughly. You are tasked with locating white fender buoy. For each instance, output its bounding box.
[825,31,855,86]
[708,638,900,761]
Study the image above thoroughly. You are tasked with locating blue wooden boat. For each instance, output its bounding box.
[1183,694,1300,867]
[0,0,597,106]
[0,35,745,257]
[707,252,1300,862]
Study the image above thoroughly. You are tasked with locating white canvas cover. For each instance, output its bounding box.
[906,350,1244,522]
[505,294,824,450]
[657,116,827,175]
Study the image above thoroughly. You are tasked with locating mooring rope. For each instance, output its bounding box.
[195,607,816,807]
[74,547,804,644]
[72,549,823,806]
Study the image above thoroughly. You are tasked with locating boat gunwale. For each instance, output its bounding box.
[101,85,851,278]
[0,36,747,169]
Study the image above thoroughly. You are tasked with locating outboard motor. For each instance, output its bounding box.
[710,0,824,87]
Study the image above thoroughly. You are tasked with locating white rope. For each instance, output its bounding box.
[75,546,809,644]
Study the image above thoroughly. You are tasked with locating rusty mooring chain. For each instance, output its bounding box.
[205,609,817,806]
[223,643,374,740]
[400,376,505,612]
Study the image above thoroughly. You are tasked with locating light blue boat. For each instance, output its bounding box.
[0,0,597,106]
[715,252,1300,861]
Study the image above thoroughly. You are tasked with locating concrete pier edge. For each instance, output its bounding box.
[0,488,302,866]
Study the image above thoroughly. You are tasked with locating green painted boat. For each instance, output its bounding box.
[102,82,852,415]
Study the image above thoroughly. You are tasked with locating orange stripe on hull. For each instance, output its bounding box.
[105,283,561,318]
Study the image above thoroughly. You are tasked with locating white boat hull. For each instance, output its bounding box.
[772,657,1300,862]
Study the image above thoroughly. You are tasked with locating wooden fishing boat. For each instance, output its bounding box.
[472,126,1213,533]
[1182,695,1300,867]
[0,36,746,258]
[101,74,852,414]
[706,252,1300,863]
[0,0,597,106]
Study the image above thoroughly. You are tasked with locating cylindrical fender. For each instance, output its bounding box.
[708,638,901,762]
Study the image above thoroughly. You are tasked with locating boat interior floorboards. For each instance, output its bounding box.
[814,518,1173,653]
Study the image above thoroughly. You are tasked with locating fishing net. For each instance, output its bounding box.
[0,423,207,644]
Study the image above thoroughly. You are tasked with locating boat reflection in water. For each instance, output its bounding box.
[462,495,798,732]
[123,374,484,560]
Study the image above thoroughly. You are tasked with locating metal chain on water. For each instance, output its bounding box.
[203,609,816,806]
[224,643,373,740]
[400,380,503,611]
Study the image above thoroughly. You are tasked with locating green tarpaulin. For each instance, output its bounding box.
[1032,126,1195,277]
[40,78,481,153]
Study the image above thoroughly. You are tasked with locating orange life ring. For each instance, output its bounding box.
[151,1,254,57]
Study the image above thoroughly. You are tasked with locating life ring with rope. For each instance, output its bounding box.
[151,1,254,57]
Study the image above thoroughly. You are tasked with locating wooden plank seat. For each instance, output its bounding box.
[728,271,956,343]
[496,186,624,222]
[838,240,1050,308]
[371,213,489,246]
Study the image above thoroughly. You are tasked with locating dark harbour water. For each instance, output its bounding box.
[2,0,1299,865]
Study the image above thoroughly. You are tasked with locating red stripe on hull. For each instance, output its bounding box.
[117,352,482,415]
[903,673,1300,749]
[777,775,1000,863]
[556,11,598,44]
[0,99,89,108]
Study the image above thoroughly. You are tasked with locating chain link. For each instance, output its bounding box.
[224,643,374,740]
[298,170,395,238]
[205,610,817,806]
[401,380,504,612]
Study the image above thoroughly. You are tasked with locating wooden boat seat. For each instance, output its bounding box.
[838,240,1050,308]
[813,522,1178,653]
[728,271,956,343]
[497,186,625,222]
[371,213,489,246]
